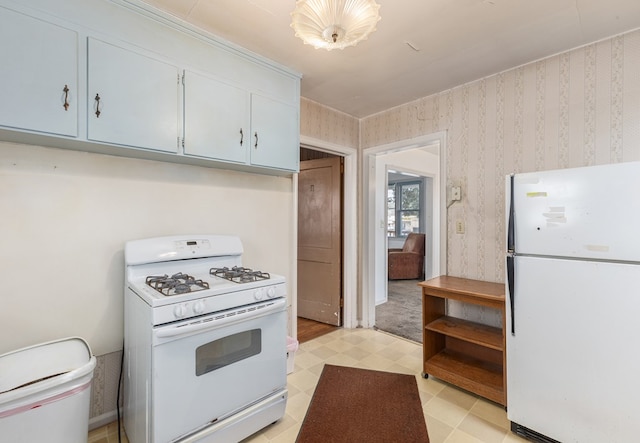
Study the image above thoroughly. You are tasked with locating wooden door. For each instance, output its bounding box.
[297,157,342,325]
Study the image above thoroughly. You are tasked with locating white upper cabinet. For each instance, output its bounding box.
[183,70,249,164]
[0,6,78,137]
[183,71,299,171]
[87,38,180,153]
[250,94,299,172]
[0,0,300,174]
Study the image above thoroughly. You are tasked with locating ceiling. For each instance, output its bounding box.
[137,0,640,118]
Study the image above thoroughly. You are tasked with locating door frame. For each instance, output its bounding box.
[362,131,448,328]
[293,135,358,337]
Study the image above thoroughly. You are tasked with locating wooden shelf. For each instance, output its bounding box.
[426,316,503,351]
[424,350,504,405]
[420,276,506,406]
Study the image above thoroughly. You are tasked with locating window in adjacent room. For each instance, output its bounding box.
[387,179,422,237]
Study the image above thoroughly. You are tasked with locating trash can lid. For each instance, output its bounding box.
[0,337,93,395]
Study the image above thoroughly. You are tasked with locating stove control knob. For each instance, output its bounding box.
[267,287,277,298]
[193,301,205,314]
[254,288,265,300]
[174,304,187,318]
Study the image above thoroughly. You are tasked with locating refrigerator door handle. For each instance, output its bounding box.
[507,174,515,253]
[506,255,515,335]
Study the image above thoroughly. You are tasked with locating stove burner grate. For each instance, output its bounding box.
[146,272,209,296]
[210,266,271,284]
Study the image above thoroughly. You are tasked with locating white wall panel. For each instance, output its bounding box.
[0,142,293,355]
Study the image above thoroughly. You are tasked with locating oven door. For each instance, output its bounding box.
[151,298,287,443]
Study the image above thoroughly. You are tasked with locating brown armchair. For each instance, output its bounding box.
[388,233,425,280]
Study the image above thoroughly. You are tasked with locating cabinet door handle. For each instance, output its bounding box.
[254,132,258,149]
[94,93,101,118]
[63,85,70,111]
[239,128,243,146]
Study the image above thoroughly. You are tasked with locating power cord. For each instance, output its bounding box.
[117,340,124,443]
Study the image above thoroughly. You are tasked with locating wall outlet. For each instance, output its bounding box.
[456,220,465,234]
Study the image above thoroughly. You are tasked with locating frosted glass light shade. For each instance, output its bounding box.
[291,0,381,50]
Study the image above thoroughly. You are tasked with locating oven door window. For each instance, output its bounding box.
[151,306,286,443]
[196,329,261,375]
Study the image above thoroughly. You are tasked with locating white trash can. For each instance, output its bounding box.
[286,336,299,374]
[0,337,97,443]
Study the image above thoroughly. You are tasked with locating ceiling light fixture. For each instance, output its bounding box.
[291,0,381,51]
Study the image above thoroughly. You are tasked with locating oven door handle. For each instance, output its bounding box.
[154,299,286,340]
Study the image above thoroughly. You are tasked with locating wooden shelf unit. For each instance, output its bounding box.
[420,276,506,406]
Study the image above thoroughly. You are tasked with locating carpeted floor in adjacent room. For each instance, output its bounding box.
[375,279,423,343]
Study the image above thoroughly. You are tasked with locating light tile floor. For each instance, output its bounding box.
[89,328,528,443]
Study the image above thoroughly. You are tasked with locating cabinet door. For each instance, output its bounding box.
[87,38,179,153]
[183,70,249,163]
[0,7,78,137]
[250,95,299,171]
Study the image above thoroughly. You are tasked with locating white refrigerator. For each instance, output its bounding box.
[505,162,640,443]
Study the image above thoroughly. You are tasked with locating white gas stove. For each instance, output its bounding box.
[126,235,286,325]
[123,235,288,443]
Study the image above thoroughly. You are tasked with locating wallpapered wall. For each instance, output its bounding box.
[301,29,640,327]
[300,97,360,148]
[362,29,640,287]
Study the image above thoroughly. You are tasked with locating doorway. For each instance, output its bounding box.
[297,150,343,327]
[362,131,448,329]
[376,169,430,342]
[294,137,357,341]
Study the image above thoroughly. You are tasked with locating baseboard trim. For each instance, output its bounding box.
[89,410,118,430]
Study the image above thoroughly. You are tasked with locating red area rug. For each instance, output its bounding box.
[296,364,430,442]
